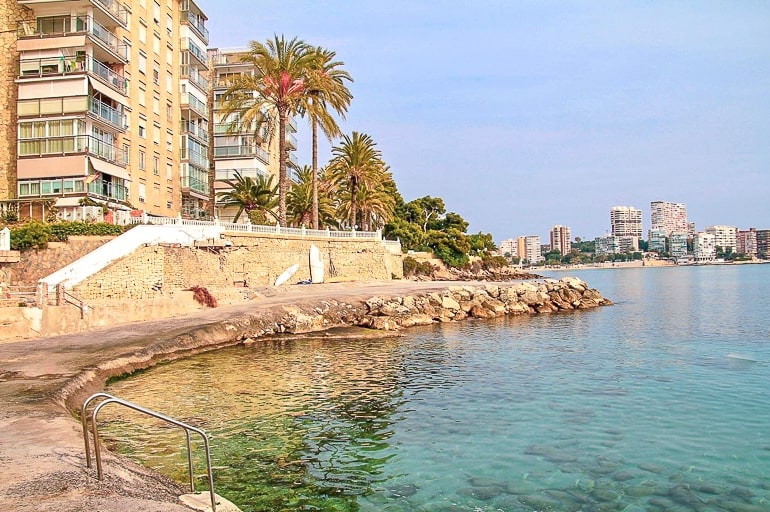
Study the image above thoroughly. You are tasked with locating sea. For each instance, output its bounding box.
[102,264,770,512]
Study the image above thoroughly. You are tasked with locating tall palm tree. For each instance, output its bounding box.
[327,132,386,230]
[303,47,353,230]
[217,171,278,223]
[288,165,339,228]
[219,35,316,226]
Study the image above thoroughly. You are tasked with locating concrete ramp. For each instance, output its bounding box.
[40,224,225,294]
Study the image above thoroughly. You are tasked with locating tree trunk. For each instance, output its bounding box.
[278,108,288,226]
[311,107,319,230]
[349,177,357,229]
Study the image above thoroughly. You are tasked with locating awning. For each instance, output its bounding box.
[89,77,128,106]
[89,157,130,181]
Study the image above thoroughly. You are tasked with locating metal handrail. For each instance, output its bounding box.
[81,393,217,512]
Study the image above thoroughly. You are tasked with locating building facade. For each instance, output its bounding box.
[516,235,542,264]
[650,200,688,237]
[669,231,688,259]
[549,224,571,256]
[209,46,293,223]
[1,0,209,222]
[498,238,516,259]
[694,232,716,262]
[595,234,638,256]
[705,225,737,253]
[648,228,666,253]
[757,230,770,259]
[610,206,641,251]
[736,228,757,258]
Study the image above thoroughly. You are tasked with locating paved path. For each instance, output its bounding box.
[0,280,472,511]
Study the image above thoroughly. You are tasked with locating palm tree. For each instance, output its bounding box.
[327,132,386,230]
[219,35,316,226]
[303,47,353,230]
[288,165,339,228]
[217,171,278,223]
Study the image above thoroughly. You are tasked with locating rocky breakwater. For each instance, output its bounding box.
[360,277,611,331]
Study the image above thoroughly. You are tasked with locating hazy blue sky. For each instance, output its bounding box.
[202,1,770,242]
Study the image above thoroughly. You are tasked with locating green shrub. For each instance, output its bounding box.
[49,221,126,242]
[403,256,436,278]
[10,220,51,251]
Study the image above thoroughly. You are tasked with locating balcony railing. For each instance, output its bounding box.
[213,145,269,163]
[181,175,209,196]
[18,134,128,166]
[181,93,208,117]
[88,178,128,201]
[88,97,126,130]
[180,66,209,93]
[91,0,129,26]
[180,147,209,169]
[181,38,208,66]
[214,168,268,182]
[183,121,209,142]
[19,16,127,61]
[19,56,128,96]
[180,10,209,44]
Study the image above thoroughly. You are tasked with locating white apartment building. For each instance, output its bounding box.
[550,225,571,255]
[705,225,737,253]
[498,238,516,259]
[517,235,543,264]
[694,232,716,262]
[650,201,688,236]
[610,206,642,251]
[595,234,639,256]
[648,228,667,253]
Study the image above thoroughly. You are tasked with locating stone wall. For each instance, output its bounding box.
[0,2,32,201]
[71,233,403,302]
[1,236,117,286]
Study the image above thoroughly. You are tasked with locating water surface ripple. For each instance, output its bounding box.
[104,265,770,511]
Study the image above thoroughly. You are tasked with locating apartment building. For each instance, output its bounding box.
[669,231,688,259]
[549,224,571,255]
[498,238,516,259]
[650,200,688,237]
[609,206,641,251]
[736,228,757,258]
[648,228,666,253]
[705,225,737,253]
[694,232,716,262]
[516,235,542,264]
[1,0,209,221]
[594,234,638,256]
[209,46,294,222]
[757,230,770,259]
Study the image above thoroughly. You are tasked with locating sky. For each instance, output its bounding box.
[200,0,770,242]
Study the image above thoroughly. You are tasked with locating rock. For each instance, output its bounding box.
[441,295,461,311]
[469,304,495,319]
[397,314,435,328]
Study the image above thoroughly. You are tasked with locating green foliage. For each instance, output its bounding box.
[49,221,126,242]
[426,228,470,268]
[467,232,497,255]
[9,220,51,251]
[402,256,435,277]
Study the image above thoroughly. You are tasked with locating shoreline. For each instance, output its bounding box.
[0,278,609,512]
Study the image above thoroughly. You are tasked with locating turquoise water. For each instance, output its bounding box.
[103,265,770,511]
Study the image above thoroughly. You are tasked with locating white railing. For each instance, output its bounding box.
[128,215,383,240]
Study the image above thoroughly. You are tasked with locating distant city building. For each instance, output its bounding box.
[705,225,737,253]
[550,225,571,255]
[736,228,757,257]
[517,235,543,264]
[650,201,688,236]
[648,228,667,253]
[756,230,770,259]
[694,232,716,262]
[687,222,697,238]
[669,231,688,259]
[610,206,643,238]
[498,239,516,259]
[594,234,638,256]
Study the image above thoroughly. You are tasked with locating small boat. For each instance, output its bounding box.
[309,244,324,284]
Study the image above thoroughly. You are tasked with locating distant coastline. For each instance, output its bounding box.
[529,259,769,272]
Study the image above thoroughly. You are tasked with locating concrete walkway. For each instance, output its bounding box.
[0,280,467,512]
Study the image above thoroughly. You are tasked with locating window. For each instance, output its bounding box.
[138,51,147,74]
[153,67,159,85]
[166,161,173,181]
[153,96,159,115]
[166,14,173,37]
[138,86,146,106]
[138,122,146,138]
[123,144,130,165]
[138,22,147,43]
[166,71,172,92]
[166,134,172,152]
[153,156,159,175]
[138,183,146,202]
[153,122,161,145]
[139,150,146,170]
[153,1,161,23]
[166,101,172,122]
[153,33,160,55]
[166,46,173,66]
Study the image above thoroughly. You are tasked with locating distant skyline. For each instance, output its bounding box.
[201,1,770,241]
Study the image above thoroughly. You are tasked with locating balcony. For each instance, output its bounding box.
[181,38,208,66]
[180,10,209,45]
[18,16,128,62]
[181,174,209,197]
[285,132,297,150]
[180,66,209,93]
[180,147,209,170]
[183,121,209,142]
[88,96,126,131]
[18,134,128,167]
[17,0,128,28]
[181,93,209,118]
[88,177,128,201]
[213,145,269,164]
